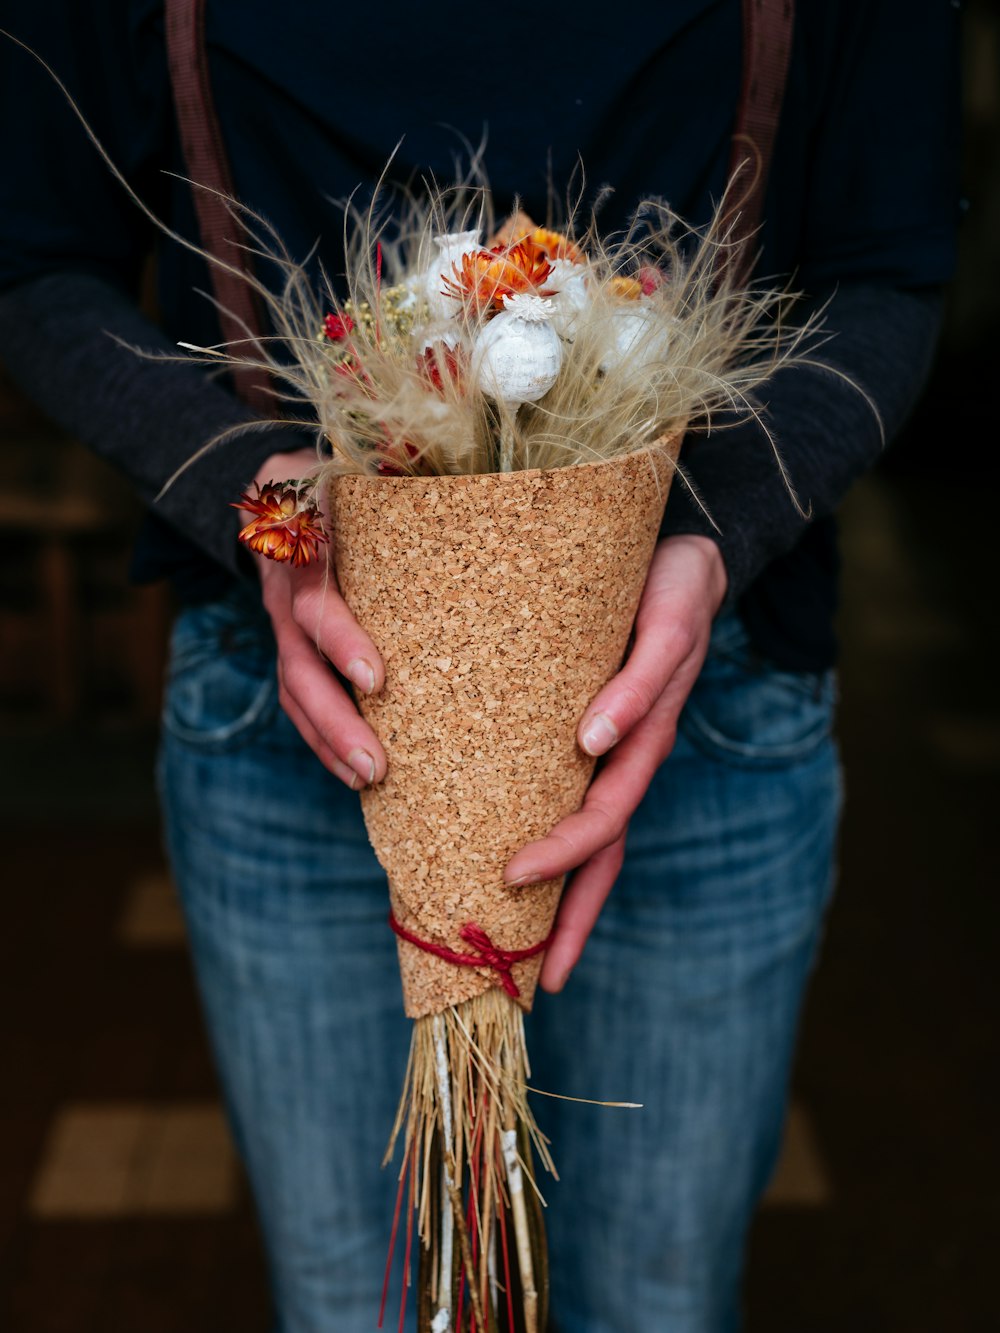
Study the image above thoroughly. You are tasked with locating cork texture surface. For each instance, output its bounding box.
[329,436,682,1018]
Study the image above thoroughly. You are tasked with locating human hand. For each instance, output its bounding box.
[503,534,728,992]
[246,448,387,790]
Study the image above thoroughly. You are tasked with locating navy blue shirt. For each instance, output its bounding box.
[0,1,961,667]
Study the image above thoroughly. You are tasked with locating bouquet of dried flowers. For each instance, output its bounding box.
[195,179,822,1333]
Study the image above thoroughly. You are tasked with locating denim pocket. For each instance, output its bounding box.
[678,619,837,769]
[162,594,278,751]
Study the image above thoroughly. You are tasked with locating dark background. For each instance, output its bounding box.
[1,5,998,1328]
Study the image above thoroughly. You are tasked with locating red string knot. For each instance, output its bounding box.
[388,914,552,1000]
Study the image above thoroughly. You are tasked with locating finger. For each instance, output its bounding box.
[277,682,371,790]
[289,565,385,697]
[578,616,696,757]
[275,619,387,780]
[539,833,627,993]
[506,692,674,885]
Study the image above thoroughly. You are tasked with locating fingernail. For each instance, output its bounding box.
[348,748,376,785]
[581,712,618,756]
[506,872,541,888]
[346,658,376,694]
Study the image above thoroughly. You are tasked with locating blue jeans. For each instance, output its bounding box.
[159,584,841,1333]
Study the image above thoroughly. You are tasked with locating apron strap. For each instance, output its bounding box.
[164,0,273,410]
[726,0,795,283]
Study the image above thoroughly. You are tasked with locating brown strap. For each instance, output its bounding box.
[164,0,272,411]
[725,0,795,284]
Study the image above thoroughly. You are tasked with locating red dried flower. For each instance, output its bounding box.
[376,435,421,476]
[418,341,464,393]
[323,312,355,341]
[333,352,374,395]
[638,265,667,296]
[233,481,329,567]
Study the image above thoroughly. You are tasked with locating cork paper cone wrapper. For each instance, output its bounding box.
[329,432,682,1019]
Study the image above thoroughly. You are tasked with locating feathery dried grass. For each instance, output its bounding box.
[172,172,828,497]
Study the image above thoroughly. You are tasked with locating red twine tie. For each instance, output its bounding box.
[388,914,552,1000]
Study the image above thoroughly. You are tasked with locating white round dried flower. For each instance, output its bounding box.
[423,230,482,320]
[599,304,674,375]
[547,258,592,339]
[472,294,563,405]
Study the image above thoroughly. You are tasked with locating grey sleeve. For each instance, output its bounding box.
[661,283,943,605]
[0,270,314,577]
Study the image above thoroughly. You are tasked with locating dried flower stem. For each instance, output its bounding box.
[498,417,517,474]
[386,990,554,1331]
[432,1016,455,1329]
[502,1114,537,1333]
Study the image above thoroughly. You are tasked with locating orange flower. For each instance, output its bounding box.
[234,482,329,567]
[610,274,644,300]
[515,226,583,264]
[441,242,553,313]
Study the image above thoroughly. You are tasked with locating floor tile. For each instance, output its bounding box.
[117,871,186,947]
[28,1103,237,1220]
[29,1106,144,1219]
[136,1105,237,1215]
[762,1101,831,1208]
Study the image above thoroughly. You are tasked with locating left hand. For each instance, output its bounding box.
[503,533,728,992]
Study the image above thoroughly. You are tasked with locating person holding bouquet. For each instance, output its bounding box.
[0,3,959,1329]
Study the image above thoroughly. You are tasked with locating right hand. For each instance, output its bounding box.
[247,448,387,791]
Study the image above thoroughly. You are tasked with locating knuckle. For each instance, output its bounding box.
[280,654,310,699]
[549,827,584,858]
[587,798,628,844]
[289,586,321,631]
[617,674,660,720]
[661,618,696,661]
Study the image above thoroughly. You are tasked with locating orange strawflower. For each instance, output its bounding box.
[515,226,583,264]
[610,275,644,300]
[234,481,328,567]
[441,241,553,313]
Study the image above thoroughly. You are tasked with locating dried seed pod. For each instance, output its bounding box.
[424,231,482,320]
[472,294,563,406]
[599,303,674,375]
[547,258,592,340]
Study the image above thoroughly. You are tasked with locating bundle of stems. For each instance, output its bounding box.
[383,990,551,1333]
